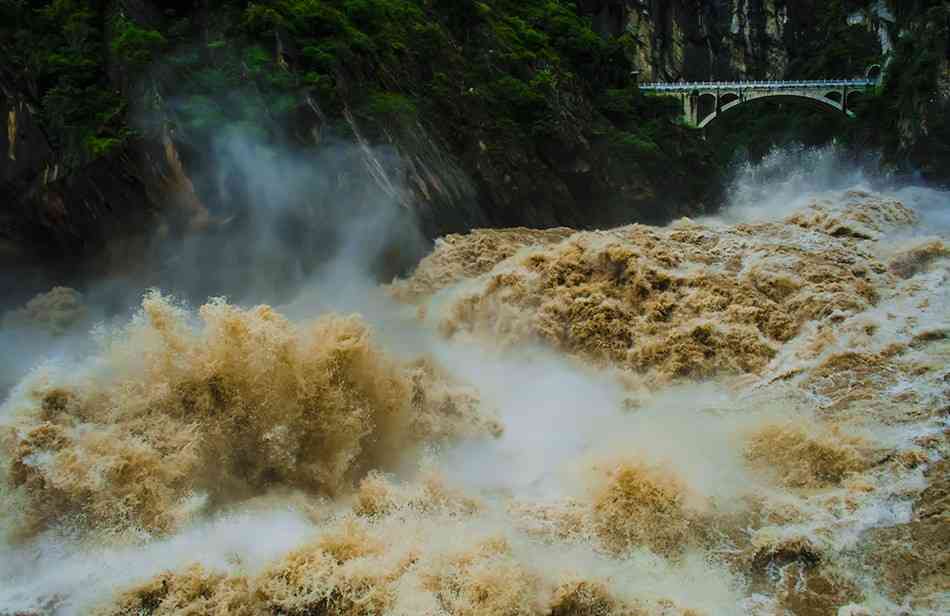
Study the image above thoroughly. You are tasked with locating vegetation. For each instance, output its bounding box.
[709,0,950,183]
[868,0,950,175]
[0,1,676,167]
[0,0,945,200]
[784,0,883,79]
[1,0,117,162]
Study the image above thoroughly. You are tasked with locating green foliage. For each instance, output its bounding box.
[0,0,131,163]
[785,0,883,79]
[609,130,659,159]
[85,135,125,158]
[0,0,655,163]
[886,0,949,22]
[704,0,949,182]
[883,18,947,112]
[868,2,950,178]
[485,75,547,122]
[219,0,635,136]
[431,0,486,33]
[360,92,418,121]
[597,88,681,128]
[110,14,167,69]
[16,0,937,186]
[241,3,288,33]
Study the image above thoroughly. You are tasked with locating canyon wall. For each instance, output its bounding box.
[1,1,943,297]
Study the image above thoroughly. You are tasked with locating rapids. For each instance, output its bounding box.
[1,149,948,615]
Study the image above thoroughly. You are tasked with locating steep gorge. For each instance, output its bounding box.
[1,1,947,301]
[1,5,949,612]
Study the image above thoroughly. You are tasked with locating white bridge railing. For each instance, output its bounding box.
[640,79,874,92]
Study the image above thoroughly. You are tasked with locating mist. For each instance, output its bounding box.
[112,127,426,306]
[704,144,950,235]
[0,124,430,400]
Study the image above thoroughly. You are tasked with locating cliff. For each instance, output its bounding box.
[594,0,890,81]
[0,0,721,295]
[0,1,944,296]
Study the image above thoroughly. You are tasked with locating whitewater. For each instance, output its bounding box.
[0,148,947,615]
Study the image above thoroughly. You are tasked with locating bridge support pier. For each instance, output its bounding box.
[683,92,701,128]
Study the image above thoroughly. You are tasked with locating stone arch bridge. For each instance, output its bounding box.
[640,79,878,128]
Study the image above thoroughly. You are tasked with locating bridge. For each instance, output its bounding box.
[640,78,878,128]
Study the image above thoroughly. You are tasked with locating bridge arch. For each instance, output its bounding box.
[639,77,875,129]
[719,92,740,106]
[696,92,851,129]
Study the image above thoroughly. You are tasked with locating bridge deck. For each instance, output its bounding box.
[640,79,874,92]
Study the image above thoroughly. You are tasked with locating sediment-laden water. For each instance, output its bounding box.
[1,150,948,615]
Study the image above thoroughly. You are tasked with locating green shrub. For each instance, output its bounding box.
[611,130,660,157]
[242,4,288,34]
[110,15,167,69]
[85,135,124,157]
[361,92,418,121]
[485,74,547,122]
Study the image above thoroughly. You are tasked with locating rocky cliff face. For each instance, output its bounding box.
[0,0,936,297]
[624,0,893,81]
[0,0,725,296]
[0,86,153,301]
[625,0,783,81]
[0,74,221,303]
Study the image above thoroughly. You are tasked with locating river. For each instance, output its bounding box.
[1,147,948,615]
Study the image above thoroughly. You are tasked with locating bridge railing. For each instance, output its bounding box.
[639,79,874,91]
